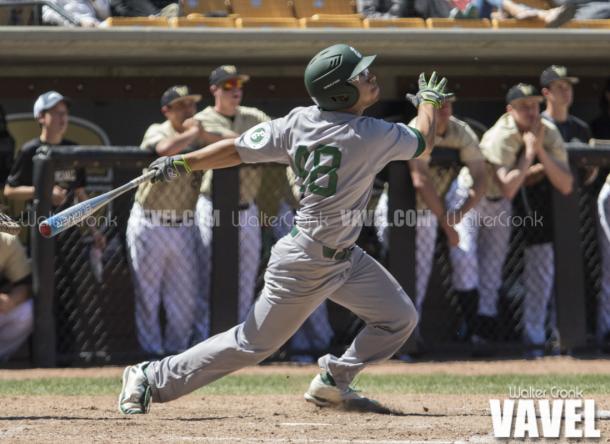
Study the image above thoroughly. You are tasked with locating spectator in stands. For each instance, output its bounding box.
[474,0,576,26]
[43,0,110,27]
[0,233,33,362]
[3,91,105,249]
[109,0,178,18]
[541,65,591,143]
[126,85,218,357]
[591,78,610,139]
[550,0,610,20]
[357,0,411,18]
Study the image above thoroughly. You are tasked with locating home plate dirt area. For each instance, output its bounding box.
[1,358,610,443]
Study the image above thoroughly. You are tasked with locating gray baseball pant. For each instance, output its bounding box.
[145,229,418,402]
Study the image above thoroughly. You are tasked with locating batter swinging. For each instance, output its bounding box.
[118,44,451,413]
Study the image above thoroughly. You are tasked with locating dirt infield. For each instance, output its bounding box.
[1,357,610,443]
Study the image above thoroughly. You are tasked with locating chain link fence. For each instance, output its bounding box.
[10,142,610,366]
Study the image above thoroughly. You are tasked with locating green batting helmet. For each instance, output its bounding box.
[304,44,376,111]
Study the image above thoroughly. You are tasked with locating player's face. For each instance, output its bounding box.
[546,80,573,107]
[508,98,541,131]
[39,101,69,136]
[349,68,379,110]
[164,98,197,129]
[213,78,243,110]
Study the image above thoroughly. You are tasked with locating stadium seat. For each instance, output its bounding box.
[229,0,294,17]
[561,19,610,29]
[180,0,230,16]
[300,14,362,27]
[364,17,425,28]
[236,16,300,27]
[492,18,545,28]
[170,16,236,26]
[426,18,491,28]
[293,0,354,18]
[101,17,169,26]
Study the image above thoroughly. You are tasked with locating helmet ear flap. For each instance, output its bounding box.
[326,82,359,111]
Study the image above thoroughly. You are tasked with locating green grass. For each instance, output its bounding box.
[1,374,610,397]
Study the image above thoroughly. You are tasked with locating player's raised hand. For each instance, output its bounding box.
[406,72,454,109]
[148,155,192,183]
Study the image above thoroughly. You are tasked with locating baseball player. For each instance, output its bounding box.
[191,65,270,342]
[118,43,451,414]
[540,65,591,351]
[0,232,32,361]
[126,85,219,356]
[3,91,105,248]
[449,84,572,356]
[378,99,487,326]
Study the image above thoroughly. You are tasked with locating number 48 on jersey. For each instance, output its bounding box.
[294,145,342,198]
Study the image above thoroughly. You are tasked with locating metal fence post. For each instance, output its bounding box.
[553,168,587,350]
[31,149,56,367]
[388,161,417,351]
[211,168,240,334]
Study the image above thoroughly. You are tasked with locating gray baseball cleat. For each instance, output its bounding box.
[118,362,152,414]
[304,372,365,407]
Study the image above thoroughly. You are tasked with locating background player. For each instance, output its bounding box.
[408,98,487,340]
[192,65,270,341]
[126,85,219,356]
[118,43,451,414]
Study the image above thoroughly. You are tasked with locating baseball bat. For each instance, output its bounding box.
[39,170,156,238]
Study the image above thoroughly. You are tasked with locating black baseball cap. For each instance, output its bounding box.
[540,65,579,87]
[209,65,250,86]
[161,85,202,108]
[506,83,543,105]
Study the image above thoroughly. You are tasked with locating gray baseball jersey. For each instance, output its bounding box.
[236,105,425,249]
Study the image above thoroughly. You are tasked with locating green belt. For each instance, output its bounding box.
[290,226,352,261]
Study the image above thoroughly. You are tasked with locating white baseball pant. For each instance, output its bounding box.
[192,195,262,342]
[445,180,512,318]
[0,299,33,361]
[126,203,199,355]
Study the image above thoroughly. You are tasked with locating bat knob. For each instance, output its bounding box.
[39,221,52,238]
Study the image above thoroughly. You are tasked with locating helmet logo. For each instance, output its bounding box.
[328,55,342,69]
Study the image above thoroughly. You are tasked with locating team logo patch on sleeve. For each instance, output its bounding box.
[246,123,271,149]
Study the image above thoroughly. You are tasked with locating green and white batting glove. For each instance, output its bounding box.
[406,72,454,109]
[148,155,192,183]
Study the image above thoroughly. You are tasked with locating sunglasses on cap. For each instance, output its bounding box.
[348,68,370,85]
[220,78,244,91]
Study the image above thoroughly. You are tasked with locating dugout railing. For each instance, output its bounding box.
[27,142,610,366]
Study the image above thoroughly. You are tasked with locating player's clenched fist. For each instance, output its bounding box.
[148,155,192,183]
[406,72,454,109]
